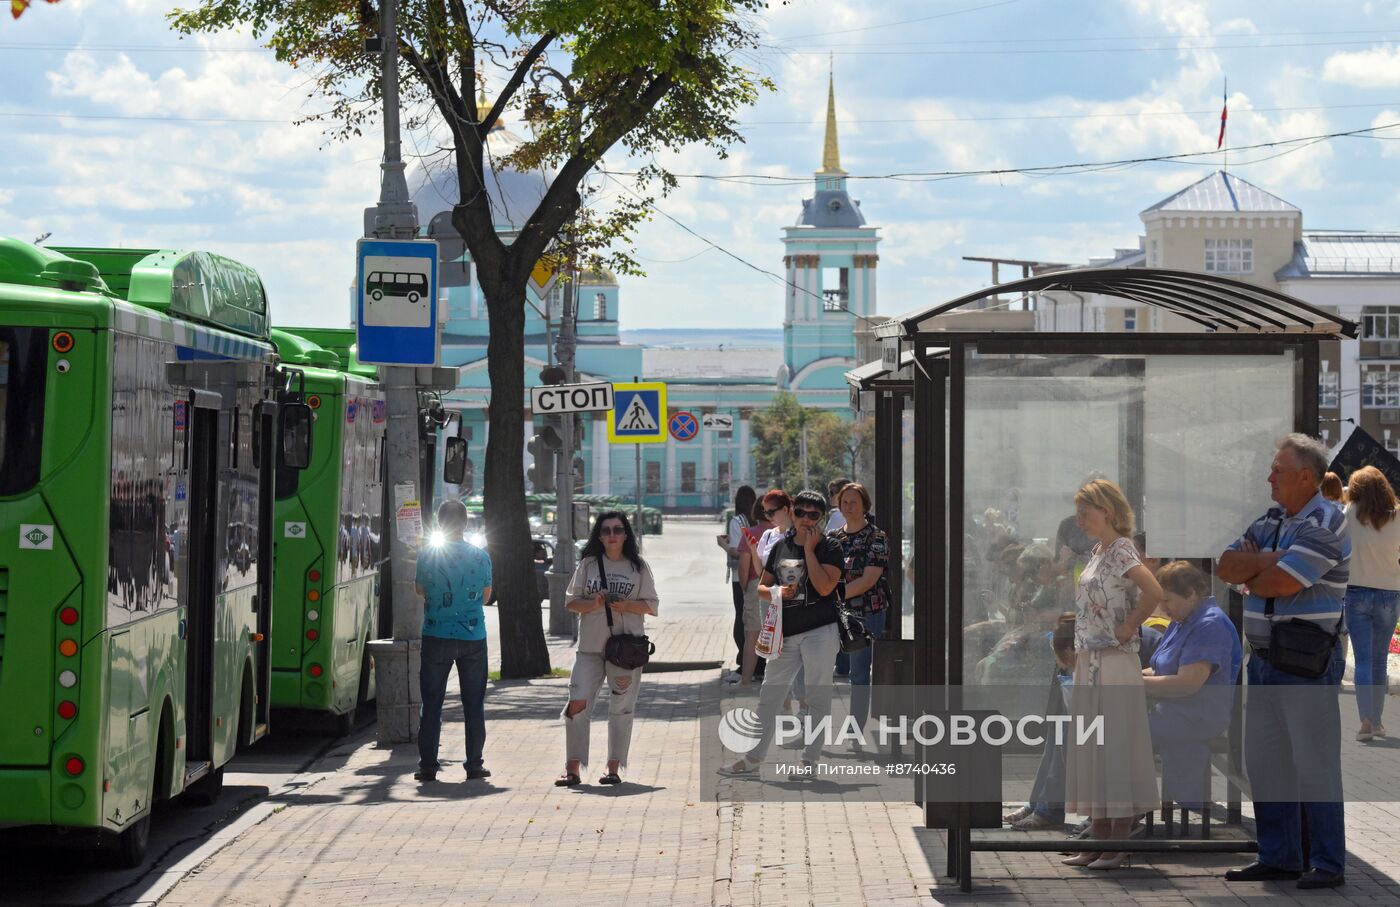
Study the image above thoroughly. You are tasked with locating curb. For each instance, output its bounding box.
[121,731,369,906]
[645,660,724,674]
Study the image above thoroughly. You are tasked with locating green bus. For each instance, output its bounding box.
[267,328,384,735]
[0,238,310,866]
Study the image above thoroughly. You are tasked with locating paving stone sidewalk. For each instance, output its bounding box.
[156,608,1400,907]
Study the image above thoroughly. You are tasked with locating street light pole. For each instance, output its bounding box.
[367,0,425,744]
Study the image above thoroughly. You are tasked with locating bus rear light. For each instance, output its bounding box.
[58,670,77,688]
[308,569,321,583]
[64,757,84,776]
[52,332,75,353]
[307,609,319,621]
[59,607,79,626]
[306,629,319,642]
[308,590,320,602]
[58,639,77,657]
[309,664,323,677]
[57,701,77,720]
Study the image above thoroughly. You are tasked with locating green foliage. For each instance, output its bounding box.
[169,0,771,278]
[750,393,866,494]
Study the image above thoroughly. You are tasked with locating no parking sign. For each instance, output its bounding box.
[669,411,699,442]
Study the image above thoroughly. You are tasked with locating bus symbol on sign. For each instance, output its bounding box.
[20,524,54,550]
[285,522,307,539]
[367,270,428,304]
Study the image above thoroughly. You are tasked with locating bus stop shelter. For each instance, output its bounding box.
[868,267,1357,891]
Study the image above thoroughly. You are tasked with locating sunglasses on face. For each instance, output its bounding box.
[763,507,784,517]
[793,508,823,520]
[599,525,627,537]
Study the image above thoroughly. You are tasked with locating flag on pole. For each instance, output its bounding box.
[1217,82,1228,150]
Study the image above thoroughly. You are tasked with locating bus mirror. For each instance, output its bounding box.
[443,436,468,485]
[281,403,313,470]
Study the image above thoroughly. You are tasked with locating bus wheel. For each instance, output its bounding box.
[104,810,151,869]
[182,766,224,807]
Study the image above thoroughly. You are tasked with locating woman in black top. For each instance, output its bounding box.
[832,483,890,732]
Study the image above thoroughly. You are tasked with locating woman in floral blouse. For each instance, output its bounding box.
[1062,479,1163,871]
[833,483,891,731]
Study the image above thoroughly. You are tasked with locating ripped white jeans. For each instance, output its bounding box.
[564,652,643,768]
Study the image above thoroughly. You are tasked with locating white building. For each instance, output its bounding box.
[1020,170,1400,452]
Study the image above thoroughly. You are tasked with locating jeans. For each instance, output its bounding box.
[732,581,745,669]
[1244,645,1346,875]
[847,609,888,730]
[750,623,841,763]
[564,652,643,768]
[1345,585,1398,725]
[418,635,488,773]
[1028,677,1068,822]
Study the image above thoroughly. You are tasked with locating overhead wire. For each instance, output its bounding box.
[599,121,1400,186]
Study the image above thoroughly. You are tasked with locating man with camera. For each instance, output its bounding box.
[1217,434,1350,890]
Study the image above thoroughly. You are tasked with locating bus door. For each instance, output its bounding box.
[252,401,275,736]
[182,391,221,780]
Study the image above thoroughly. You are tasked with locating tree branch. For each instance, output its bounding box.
[482,31,555,134]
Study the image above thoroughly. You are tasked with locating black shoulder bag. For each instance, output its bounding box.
[597,554,655,671]
[1261,519,1342,679]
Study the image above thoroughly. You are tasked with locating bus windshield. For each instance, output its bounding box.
[0,328,48,496]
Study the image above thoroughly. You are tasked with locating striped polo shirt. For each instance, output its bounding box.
[1228,491,1350,648]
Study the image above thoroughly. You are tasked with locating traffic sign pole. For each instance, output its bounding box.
[547,243,579,637]
[366,0,427,746]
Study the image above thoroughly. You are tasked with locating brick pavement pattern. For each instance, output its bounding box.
[157,605,1400,906]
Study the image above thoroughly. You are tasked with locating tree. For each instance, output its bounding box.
[750,393,862,494]
[171,0,768,677]
[11,1,62,21]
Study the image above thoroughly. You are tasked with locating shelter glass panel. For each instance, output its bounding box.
[959,349,1293,694]
[900,397,915,641]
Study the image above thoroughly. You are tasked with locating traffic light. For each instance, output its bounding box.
[527,424,562,493]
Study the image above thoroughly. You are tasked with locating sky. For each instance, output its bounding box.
[6,0,1400,331]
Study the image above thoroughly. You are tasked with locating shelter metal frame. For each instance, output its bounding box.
[872,268,1355,893]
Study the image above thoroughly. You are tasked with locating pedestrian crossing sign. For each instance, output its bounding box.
[608,382,668,444]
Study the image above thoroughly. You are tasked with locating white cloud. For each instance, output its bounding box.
[1323,45,1400,87]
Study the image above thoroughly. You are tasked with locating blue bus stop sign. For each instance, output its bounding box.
[355,238,440,366]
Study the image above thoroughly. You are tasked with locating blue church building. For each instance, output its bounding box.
[398,74,877,510]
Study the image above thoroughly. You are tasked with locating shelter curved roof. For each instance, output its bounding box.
[873,267,1357,340]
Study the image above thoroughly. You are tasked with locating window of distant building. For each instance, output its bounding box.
[681,461,697,493]
[645,461,661,494]
[1362,364,1400,408]
[573,457,585,494]
[1204,238,1253,274]
[1150,239,1159,267]
[1123,307,1138,332]
[1319,371,1340,409]
[547,284,564,320]
[595,292,608,321]
[717,461,731,494]
[1388,435,1400,457]
[1362,305,1400,339]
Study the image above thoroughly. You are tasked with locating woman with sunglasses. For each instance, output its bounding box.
[721,489,845,777]
[557,511,659,787]
[733,496,777,687]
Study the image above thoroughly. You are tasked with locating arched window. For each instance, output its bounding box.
[595,292,608,321]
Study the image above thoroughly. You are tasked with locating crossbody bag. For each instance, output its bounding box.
[597,553,655,670]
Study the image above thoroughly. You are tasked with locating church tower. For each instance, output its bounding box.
[780,68,880,399]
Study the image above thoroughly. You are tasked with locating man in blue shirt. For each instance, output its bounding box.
[414,499,493,783]
[1217,434,1349,890]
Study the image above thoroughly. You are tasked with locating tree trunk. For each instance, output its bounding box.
[481,276,552,678]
